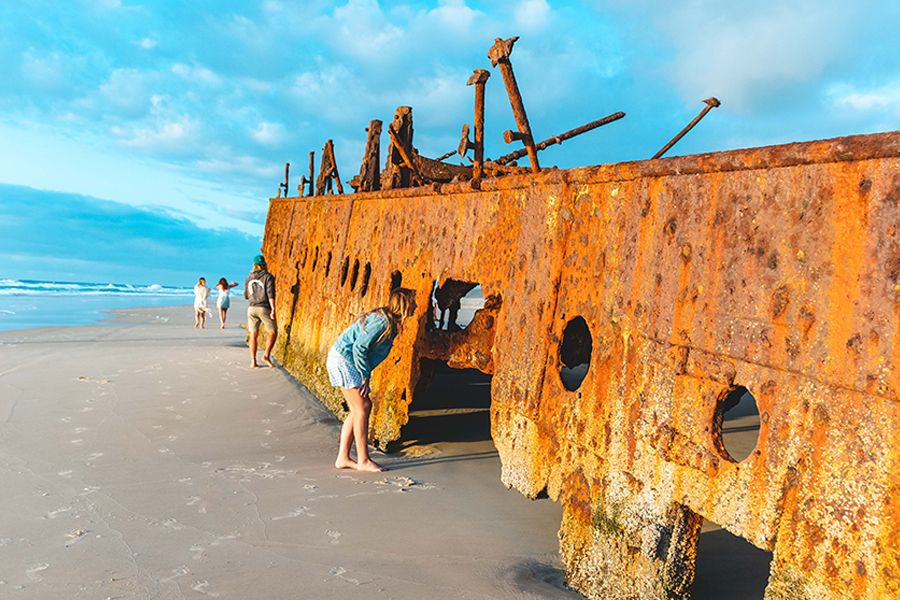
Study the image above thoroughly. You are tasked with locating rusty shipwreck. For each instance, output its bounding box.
[260,37,899,600]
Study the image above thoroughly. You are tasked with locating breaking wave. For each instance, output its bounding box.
[0,279,193,297]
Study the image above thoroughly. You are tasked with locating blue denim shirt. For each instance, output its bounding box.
[332,312,396,379]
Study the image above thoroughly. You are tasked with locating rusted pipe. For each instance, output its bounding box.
[652,97,720,159]
[387,125,425,186]
[488,37,540,173]
[468,69,490,178]
[494,111,626,165]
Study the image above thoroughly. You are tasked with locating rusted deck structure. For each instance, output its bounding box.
[262,131,899,599]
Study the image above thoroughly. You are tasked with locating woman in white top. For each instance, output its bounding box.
[193,277,211,329]
[215,277,239,329]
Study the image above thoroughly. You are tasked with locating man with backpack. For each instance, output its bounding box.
[244,254,277,368]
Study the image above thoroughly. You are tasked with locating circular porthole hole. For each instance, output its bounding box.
[559,316,592,391]
[714,385,761,463]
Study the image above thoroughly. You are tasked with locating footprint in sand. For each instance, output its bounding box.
[71,439,84,445]
[71,427,87,434]
[274,456,286,463]
[190,544,206,560]
[65,529,89,547]
[161,518,183,531]
[329,566,361,585]
[44,506,72,519]
[152,425,164,430]
[87,452,104,461]
[57,470,73,478]
[271,506,314,520]
[160,566,189,583]
[60,416,72,423]
[326,530,342,545]
[186,496,201,506]
[25,563,50,581]
[303,484,317,491]
[191,580,219,597]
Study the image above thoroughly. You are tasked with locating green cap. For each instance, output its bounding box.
[253,254,266,266]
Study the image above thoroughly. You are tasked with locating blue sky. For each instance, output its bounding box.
[0,0,897,285]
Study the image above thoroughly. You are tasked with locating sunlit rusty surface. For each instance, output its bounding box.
[262,131,899,599]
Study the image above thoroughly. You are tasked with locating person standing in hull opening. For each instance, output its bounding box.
[244,255,277,368]
[327,288,416,472]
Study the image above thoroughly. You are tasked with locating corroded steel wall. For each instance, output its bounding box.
[262,132,899,599]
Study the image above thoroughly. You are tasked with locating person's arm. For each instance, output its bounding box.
[229,281,239,289]
[350,315,387,379]
[265,274,276,318]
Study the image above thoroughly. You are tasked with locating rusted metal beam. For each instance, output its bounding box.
[315,139,343,195]
[652,97,720,159]
[279,162,290,198]
[494,111,626,166]
[488,37,540,173]
[387,125,426,186]
[300,151,315,197]
[384,106,415,189]
[467,69,490,178]
[356,119,382,193]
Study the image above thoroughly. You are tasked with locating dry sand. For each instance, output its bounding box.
[0,301,770,599]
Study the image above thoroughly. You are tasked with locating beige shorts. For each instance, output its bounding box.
[247,306,276,333]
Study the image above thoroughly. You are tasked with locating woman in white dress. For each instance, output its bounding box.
[215,278,239,329]
[193,277,211,329]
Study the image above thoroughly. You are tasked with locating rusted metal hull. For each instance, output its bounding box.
[262,131,899,599]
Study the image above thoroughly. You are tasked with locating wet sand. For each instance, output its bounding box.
[0,302,769,599]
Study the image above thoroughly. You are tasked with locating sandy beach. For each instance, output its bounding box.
[0,302,770,599]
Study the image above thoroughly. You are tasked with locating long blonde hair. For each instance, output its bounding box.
[358,288,415,344]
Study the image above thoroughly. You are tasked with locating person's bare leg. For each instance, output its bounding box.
[194,309,200,328]
[249,329,259,367]
[200,310,206,329]
[342,387,383,472]
[334,402,356,469]
[263,330,277,367]
[218,307,226,328]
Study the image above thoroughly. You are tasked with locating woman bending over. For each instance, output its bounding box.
[326,288,416,472]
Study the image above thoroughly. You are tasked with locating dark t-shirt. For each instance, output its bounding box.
[244,269,276,307]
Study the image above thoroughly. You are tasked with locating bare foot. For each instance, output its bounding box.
[356,459,385,472]
[334,458,356,470]
[220,324,225,329]
[263,355,275,368]
[250,361,259,368]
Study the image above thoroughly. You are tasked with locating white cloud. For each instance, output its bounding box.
[20,49,66,90]
[514,0,551,31]
[193,154,275,178]
[111,116,198,152]
[250,121,285,146]
[829,80,900,114]
[331,0,404,60]
[138,37,157,50]
[171,63,221,86]
[599,0,863,111]
[430,0,480,30]
[97,68,152,114]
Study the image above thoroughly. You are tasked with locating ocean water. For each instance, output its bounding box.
[0,279,194,331]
